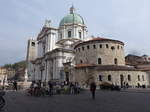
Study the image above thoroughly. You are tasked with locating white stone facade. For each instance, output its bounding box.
[26,6,86,83]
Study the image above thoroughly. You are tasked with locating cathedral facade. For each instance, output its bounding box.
[26,6,150,88]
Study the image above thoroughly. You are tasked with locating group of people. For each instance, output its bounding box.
[28,80,97,100]
[69,82,80,94]
[29,80,45,96]
[122,82,129,89]
[28,81,81,96]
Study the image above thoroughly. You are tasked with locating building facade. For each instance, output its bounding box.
[27,6,87,83]
[26,6,150,88]
[73,38,149,87]
[0,67,8,86]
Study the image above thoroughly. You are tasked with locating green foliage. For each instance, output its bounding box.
[12,61,26,70]
[3,60,26,71]
[4,64,12,68]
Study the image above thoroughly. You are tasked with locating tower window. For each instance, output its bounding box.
[128,75,131,81]
[68,31,71,37]
[93,45,96,49]
[108,75,111,81]
[98,58,101,64]
[79,32,82,39]
[99,44,102,48]
[106,44,109,48]
[114,58,118,65]
[99,75,102,81]
[31,42,35,46]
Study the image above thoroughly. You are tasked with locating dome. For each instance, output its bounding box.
[59,6,85,26]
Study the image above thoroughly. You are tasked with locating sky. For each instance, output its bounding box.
[0,0,150,66]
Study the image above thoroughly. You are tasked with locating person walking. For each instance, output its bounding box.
[70,83,75,95]
[48,81,53,96]
[90,82,96,100]
[13,81,18,91]
[33,82,38,96]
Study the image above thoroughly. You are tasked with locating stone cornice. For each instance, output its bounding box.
[59,23,87,29]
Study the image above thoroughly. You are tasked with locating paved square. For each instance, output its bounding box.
[3,90,150,112]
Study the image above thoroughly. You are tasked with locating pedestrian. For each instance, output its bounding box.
[33,82,38,96]
[13,81,18,91]
[48,81,53,96]
[90,82,96,100]
[69,83,74,94]
[126,83,129,88]
[75,82,80,94]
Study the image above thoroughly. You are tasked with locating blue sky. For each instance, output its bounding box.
[0,0,150,65]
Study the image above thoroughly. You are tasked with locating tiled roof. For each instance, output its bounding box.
[74,37,124,49]
[137,67,150,71]
[75,64,96,68]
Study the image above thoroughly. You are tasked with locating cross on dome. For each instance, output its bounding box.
[70,5,75,14]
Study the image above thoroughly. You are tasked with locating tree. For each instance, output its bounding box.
[4,64,12,68]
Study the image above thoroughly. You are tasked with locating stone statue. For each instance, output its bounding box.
[44,19,51,27]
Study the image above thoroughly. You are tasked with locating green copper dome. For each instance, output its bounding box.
[59,6,84,26]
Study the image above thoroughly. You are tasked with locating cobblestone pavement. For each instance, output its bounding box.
[2,90,150,112]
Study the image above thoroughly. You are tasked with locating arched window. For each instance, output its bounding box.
[68,31,71,37]
[114,58,118,65]
[128,75,131,81]
[111,46,115,50]
[87,45,90,49]
[138,75,140,81]
[31,42,35,46]
[108,75,111,81]
[79,32,81,39]
[93,45,96,49]
[80,60,83,63]
[99,75,102,81]
[99,44,102,48]
[117,45,119,49]
[106,44,109,48]
[98,58,101,64]
[142,75,144,81]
